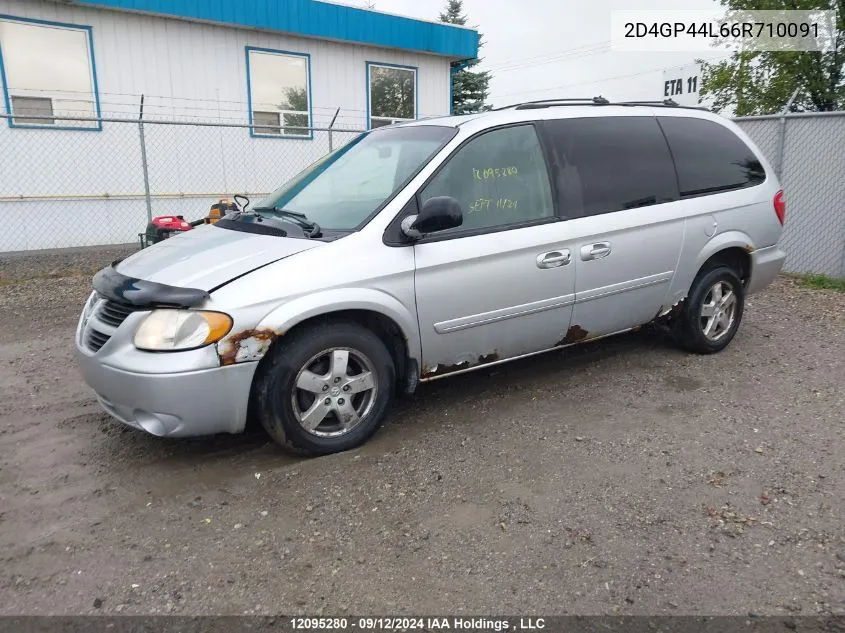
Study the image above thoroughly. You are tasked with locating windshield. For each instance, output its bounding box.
[254,125,456,231]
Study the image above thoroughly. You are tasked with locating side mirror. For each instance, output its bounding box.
[401,196,463,240]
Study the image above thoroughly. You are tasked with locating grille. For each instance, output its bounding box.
[83,298,142,353]
[86,328,111,353]
[97,299,139,328]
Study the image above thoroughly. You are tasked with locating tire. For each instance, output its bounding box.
[673,265,745,354]
[252,320,395,456]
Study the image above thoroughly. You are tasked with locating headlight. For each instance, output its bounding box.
[134,310,233,351]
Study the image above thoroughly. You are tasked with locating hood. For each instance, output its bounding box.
[116,224,320,290]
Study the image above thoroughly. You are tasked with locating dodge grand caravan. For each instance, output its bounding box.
[76,99,787,456]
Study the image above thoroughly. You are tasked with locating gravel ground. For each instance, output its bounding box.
[0,244,136,283]
[1,248,844,616]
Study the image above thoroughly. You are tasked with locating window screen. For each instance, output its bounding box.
[0,18,98,127]
[368,64,416,129]
[247,49,311,137]
[420,125,554,233]
[658,116,766,197]
[10,96,54,125]
[542,116,679,218]
[253,111,281,135]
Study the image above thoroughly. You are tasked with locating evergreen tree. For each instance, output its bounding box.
[439,0,492,114]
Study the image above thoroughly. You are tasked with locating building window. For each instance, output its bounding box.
[0,16,100,129]
[367,63,417,129]
[246,47,312,139]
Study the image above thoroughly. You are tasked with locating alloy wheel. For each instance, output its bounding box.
[699,280,738,341]
[291,347,378,438]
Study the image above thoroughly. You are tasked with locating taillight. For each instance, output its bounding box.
[773,190,786,225]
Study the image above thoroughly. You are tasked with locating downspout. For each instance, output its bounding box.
[449,58,475,115]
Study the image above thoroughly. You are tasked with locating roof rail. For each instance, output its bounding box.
[614,99,680,107]
[492,97,710,112]
[493,96,609,111]
[614,99,711,111]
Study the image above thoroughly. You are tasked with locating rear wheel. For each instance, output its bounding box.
[673,266,745,354]
[252,321,395,455]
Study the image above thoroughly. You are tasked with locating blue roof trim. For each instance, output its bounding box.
[70,0,479,59]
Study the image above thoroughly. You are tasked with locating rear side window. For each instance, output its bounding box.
[658,116,766,197]
[542,116,678,218]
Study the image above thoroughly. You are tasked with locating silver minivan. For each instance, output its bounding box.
[76,99,787,455]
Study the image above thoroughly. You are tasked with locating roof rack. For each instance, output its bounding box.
[493,97,709,112]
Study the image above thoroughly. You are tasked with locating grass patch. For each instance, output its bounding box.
[796,273,845,292]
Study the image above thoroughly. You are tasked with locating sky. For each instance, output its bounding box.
[340,0,732,106]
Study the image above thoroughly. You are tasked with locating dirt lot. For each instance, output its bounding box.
[1,247,844,616]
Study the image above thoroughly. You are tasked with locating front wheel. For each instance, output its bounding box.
[673,266,745,354]
[252,321,395,456]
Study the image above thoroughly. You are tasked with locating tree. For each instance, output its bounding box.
[369,66,415,125]
[280,87,309,135]
[439,0,492,114]
[700,0,844,115]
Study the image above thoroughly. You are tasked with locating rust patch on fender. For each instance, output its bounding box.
[218,328,278,366]
[421,351,501,378]
[556,324,588,347]
[744,243,754,254]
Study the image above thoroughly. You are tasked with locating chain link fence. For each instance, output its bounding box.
[0,113,363,251]
[1,110,844,279]
[734,111,845,278]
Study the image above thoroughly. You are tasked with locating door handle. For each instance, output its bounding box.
[580,242,612,261]
[537,250,571,269]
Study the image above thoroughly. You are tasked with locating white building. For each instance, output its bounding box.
[0,0,479,251]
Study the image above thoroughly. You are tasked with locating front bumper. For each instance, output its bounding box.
[747,244,787,294]
[75,296,257,437]
[76,343,257,436]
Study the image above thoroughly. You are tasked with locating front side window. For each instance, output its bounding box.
[0,17,99,128]
[253,125,456,231]
[247,48,311,137]
[419,125,554,234]
[542,116,679,218]
[368,63,416,129]
[658,116,766,197]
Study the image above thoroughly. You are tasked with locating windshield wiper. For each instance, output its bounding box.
[252,206,322,238]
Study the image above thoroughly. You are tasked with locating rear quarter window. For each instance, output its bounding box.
[657,116,766,197]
